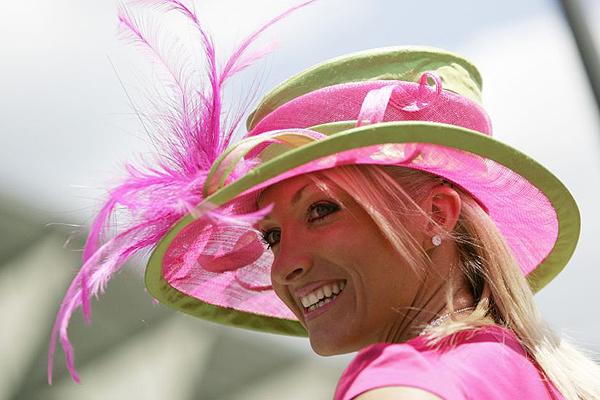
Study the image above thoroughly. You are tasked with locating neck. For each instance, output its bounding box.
[383,287,476,343]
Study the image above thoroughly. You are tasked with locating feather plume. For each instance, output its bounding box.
[48,0,314,384]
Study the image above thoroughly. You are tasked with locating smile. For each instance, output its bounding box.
[299,280,347,312]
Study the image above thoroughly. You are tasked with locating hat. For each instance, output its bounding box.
[49,1,580,384]
[145,45,580,338]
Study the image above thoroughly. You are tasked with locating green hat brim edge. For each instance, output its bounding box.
[145,121,580,337]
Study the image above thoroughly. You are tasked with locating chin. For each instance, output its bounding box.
[308,332,359,356]
[310,340,341,356]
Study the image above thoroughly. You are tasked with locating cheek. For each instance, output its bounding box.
[271,281,302,317]
[271,281,288,305]
[313,221,371,258]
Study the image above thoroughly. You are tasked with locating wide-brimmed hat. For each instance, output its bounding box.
[144,46,580,338]
[49,1,580,384]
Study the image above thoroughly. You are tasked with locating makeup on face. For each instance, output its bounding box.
[257,173,425,355]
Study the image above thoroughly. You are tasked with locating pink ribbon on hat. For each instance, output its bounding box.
[197,231,265,273]
[356,71,442,127]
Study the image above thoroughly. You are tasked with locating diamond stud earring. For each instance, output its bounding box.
[432,234,442,247]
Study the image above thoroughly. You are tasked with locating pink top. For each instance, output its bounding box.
[334,325,563,400]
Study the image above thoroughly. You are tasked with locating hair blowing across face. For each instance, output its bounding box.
[309,164,600,400]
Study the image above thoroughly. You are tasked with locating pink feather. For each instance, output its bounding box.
[49,0,314,384]
[220,0,317,84]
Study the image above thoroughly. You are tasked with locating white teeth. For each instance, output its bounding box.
[301,297,311,308]
[299,281,346,311]
[332,282,340,294]
[307,296,336,312]
[316,288,324,300]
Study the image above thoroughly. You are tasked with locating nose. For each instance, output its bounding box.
[270,244,313,285]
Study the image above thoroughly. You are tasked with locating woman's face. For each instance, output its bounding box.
[257,173,427,355]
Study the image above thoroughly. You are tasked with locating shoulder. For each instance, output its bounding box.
[334,340,460,400]
[335,325,525,400]
[354,386,442,400]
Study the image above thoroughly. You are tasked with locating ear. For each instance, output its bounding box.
[419,184,462,250]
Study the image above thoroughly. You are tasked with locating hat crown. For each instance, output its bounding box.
[247,46,484,130]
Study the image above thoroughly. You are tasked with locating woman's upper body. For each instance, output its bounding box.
[335,325,563,400]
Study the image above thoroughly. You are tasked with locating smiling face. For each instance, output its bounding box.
[256,172,431,355]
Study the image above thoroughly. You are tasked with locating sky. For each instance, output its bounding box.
[1,0,599,361]
[0,0,558,220]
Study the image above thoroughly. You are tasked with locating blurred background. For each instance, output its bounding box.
[1,0,599,399]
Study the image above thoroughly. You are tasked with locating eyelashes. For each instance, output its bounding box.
[307,201,340,222]
[260,201,341,249]
[260,230,280,250]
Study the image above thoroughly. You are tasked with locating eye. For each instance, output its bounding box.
[260,229,280,249]
[260,201,340,250]
[307,201,340,222]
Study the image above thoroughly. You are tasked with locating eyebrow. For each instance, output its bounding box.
[260,183,311,222]
[291,183,310,206]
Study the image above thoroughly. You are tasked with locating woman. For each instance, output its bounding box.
[256,165,594,399]
[49,1,600,398]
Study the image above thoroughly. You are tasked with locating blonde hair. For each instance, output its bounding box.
[311,164,600,400]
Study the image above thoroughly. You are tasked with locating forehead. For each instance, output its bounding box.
[257,174,317,207]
